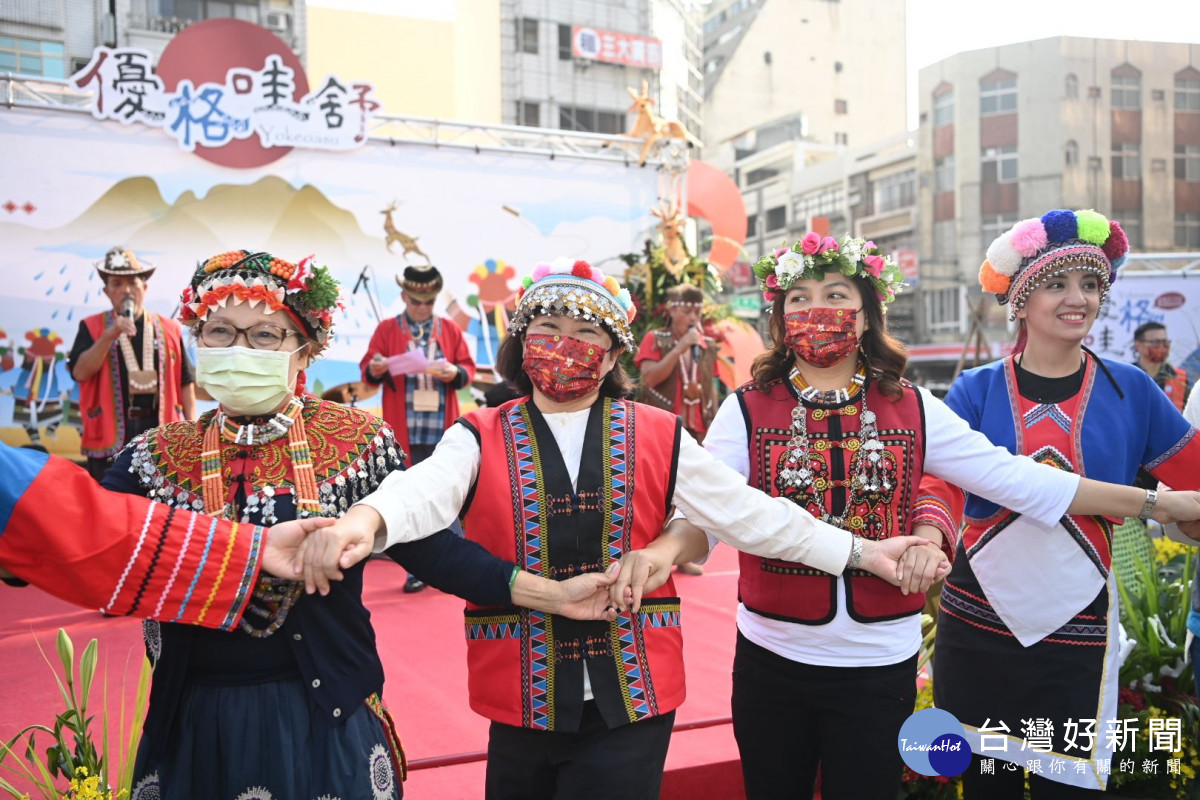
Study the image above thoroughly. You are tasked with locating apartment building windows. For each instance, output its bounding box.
[517,101,540,127]
[765,206,787,233]
[980,76,1017,116]
[0,37,65,78]
[1112,143,1141,180]
[1176,73,1200,112]
[1111,72,1141,109]
[558,105,625,134]
[933,90,954,127]
[934,155,955,194]
[932,220,957,262]
[1065,140,1079,167]
[926,287,963,333]
[981,146,1018,184]
[1177,214,1200,248]
[874,170,915,214]
[1176,145,1200,181]
[517,17,539,54]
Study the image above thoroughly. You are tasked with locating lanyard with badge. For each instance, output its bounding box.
[411,318,441,413]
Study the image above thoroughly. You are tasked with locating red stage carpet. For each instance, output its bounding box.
[1,545,746,798]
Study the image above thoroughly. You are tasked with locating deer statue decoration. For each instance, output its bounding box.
[624,80,702,166]
[381,202,431,264]
[652,200,690,278]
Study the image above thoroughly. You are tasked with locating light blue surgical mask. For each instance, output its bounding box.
[196,345,304,416]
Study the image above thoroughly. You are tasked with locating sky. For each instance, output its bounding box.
[905,0,1200,128]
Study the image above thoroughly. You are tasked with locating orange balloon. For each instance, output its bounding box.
[687,161,747,274]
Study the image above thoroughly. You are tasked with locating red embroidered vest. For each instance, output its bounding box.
[459,398,686,731]
[80,311,185,458]
[739,378,927,624]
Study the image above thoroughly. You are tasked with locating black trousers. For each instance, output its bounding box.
[731,631,917,800]
[961,754,1100,799]
[484,701,675,800]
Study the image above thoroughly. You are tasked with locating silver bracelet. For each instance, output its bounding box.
[1137,488,1159,521]
[847,536,864,570]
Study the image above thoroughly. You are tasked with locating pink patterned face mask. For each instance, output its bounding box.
[522,333,608,402]
[783,308,859,368]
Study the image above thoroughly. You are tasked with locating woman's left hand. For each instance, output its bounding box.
[897,540,948,596]
[554,563,621,621]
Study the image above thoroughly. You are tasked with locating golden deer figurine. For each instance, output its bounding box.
[624,80,702,166]
[653,200,690,278]
[381,202,431,264]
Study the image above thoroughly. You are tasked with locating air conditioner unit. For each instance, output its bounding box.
[264,11,290,32]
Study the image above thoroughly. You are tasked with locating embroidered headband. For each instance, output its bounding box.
[979,209,1128,320]
[397,265,443,300]
[510,258,637,351]
[752,233,905,309]
[665,283,704,309]
[178,250,343,351]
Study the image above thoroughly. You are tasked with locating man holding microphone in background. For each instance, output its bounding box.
[635,282,718,575]
[68,246,194,481]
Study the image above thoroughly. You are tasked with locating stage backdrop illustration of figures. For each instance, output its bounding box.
[0,21,661,455]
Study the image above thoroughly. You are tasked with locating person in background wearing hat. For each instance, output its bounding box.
[361,265,476,592]
[99,250,618,800]
[312,258,944,800]
[68,246,195,481]
[931,210,1200,797]
[635,282,719,576]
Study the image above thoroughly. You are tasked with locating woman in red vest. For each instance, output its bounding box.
[321,258,937,800]
[609,232,1200,800]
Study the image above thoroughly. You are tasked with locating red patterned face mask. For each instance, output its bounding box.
[1145,344,1169,364]
[522,333,609,402]
[783,308,860,368]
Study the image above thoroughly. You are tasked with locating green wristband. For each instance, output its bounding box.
[508,565,521,591]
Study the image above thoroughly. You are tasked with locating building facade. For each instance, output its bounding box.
[500,0,704,141]
[916,37,1200,351]
[1,0,306,76]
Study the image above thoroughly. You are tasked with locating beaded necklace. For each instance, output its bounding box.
[117,310,158,394]
[776,364,890,528]
[200,396,323,519]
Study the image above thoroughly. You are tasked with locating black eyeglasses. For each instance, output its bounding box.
[407,297,436,307]
[1139,339,1171,346]
[199,321,303,350]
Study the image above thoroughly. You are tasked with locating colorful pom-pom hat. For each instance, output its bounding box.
[509,258,637,351]
[978,209,1129,320]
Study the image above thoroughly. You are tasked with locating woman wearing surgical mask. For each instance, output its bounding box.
[605,233,1200,800]
[315,258,940,800]
[100,251,621,800]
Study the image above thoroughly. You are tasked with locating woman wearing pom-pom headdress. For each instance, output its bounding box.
[315,256,934,799]
[930,210,1200,796]
[608,230,1200,800]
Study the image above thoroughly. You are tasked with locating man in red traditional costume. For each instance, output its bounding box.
[361,265,476,591]
[69,247,195,481]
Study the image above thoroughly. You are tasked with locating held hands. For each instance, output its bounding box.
[860,536,950,595]
[1149,490,1200,525]
[552,563,623,621]
[261,516,338,586]
[289,507,381,595]
[607,546,677,613]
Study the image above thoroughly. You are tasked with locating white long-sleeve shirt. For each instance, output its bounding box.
[702,386,1081,667]
[360,405,855,575]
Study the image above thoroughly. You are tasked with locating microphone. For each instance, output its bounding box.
[121,297,135,320]
[690,326,702,363]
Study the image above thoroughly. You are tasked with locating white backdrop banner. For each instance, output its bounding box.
[1087,270,1200,380]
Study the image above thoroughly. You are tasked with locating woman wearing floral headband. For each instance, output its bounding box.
[608,230,1200,800]
[931,211,1200,798]
[315,257,936,800]
[100,251,618,800]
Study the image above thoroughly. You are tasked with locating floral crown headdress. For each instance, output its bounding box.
[178,250,343,351]
[752,232,905,309]
[979,209,1128,320]
[510,258,637,350]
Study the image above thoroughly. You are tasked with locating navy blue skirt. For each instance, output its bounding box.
[131,679,405,800]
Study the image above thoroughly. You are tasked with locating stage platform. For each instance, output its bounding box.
[0,544,747,798]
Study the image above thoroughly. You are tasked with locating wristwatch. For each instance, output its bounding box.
[1137,488,1158,522]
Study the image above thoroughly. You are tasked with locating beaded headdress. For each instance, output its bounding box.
[397,265,443,301]
[752,233,905,309]
[665,283,704,309]
[509,258,637,351]
[178,250,343,351]
[95,246,156,280]
[979,209,1128,320]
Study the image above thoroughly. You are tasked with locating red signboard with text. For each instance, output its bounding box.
[572,26,662,69]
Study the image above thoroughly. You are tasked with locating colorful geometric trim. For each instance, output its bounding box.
[911,494,960,551]
[1024,403,1073,434]
[638,600,682,629]
[1145,427,1197,472]
[464,612,523,640]
[172,517,219,623]
[220,522,265,632]
[364,693,408,783]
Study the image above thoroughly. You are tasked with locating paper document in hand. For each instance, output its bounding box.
[387,349,430,376]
